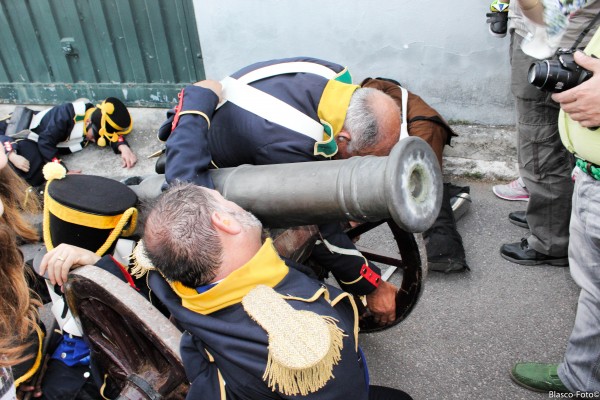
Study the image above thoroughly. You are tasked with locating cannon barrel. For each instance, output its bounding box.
[212,137,442,232]
[134,137,442,232]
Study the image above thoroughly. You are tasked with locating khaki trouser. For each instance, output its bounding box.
[510,33,574,257]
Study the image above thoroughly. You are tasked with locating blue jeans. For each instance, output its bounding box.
[558,171,600,392]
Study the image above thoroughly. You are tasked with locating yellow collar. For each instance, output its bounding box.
[171,238,289,315]
[315,80,359,157]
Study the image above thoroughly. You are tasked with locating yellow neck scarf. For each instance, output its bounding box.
[314,80,359,157]
[171,238,289,315]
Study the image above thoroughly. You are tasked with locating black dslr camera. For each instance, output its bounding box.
[528,48,594,92]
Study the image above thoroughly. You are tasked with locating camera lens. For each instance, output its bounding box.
[528,60,550,89]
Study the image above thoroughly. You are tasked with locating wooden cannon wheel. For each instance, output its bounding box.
[64,266,189,399]
[347,220,427,333]
[272,219,427,334]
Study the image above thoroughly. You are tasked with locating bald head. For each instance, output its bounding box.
[337,88,401,159]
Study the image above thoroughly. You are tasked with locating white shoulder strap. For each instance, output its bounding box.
[47,281,83,336]
[220,76,324,142]
[236,62,338,84]
[113,238,136,268]
[217,62,343,142]
[28,108,51,131]
[29,102,87,130]
[27,101,88,153]
[399,86,409,141]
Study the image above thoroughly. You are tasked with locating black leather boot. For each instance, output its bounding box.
[424,182,470,272]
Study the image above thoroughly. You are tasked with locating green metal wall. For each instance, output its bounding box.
[0,0,205,107]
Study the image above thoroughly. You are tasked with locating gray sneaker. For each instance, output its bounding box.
[493,177,529,201]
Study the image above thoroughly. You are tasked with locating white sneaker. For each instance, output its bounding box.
[493,177,529,201]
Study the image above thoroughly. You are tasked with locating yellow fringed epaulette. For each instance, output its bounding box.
[242,285,346,396]
[129,240,157,279]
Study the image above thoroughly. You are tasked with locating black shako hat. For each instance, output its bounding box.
[90,97,132,147]
[43,173,138,256]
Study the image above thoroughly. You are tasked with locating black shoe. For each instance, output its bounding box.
[500,238,568,266]
[508,211,528,228]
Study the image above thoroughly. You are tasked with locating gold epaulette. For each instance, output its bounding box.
[129,240,157,279]
[242,285,345,396]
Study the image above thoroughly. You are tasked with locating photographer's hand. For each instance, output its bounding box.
[552,52,600,128]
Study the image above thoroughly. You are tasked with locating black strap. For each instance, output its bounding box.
[570,11,600,50]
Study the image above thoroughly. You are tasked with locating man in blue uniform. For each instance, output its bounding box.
[0,97,137,187]
[141,183,413,399]
[159,57,402,326]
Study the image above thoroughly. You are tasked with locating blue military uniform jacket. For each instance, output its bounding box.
[161,57,382,295]
[148,240,370,400]
[0,103,129,186]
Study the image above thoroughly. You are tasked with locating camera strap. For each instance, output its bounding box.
[569,11,600,51]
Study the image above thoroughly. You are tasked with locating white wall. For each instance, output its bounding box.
[193,0,514,125]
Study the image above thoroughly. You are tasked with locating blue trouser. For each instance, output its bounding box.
[558,171,600,392]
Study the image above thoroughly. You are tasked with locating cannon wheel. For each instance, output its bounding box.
[345,220,427,334]
[64,266,189,400]
[272,220,427,334]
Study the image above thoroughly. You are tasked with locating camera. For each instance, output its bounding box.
[528,49,594,92]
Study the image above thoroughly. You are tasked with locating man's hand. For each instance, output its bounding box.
[193,80,223,102]
[365,280,398,326]
[552,52,600,128]
[8,152,30,172]
[119,144,138,168]
[39,243,101,286]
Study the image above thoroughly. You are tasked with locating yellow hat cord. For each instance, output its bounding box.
[96,207,138,256]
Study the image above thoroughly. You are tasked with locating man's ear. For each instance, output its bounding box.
[211,211,242,235]
[335,130,352,158]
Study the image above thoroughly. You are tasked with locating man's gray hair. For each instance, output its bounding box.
[343,87,383,153]
[143,182,223,288]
